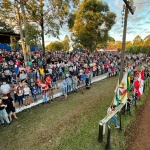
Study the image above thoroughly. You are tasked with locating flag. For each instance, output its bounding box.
[119,72,128,104]
[114,90,120,106]
[113,81,120,106]
[138,70,144,98]
[134,70,145,98]
[127,69,131,91]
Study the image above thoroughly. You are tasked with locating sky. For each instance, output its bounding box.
[45,0,150,45]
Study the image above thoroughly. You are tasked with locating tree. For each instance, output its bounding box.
[0,0,29,66]
[46,41,63,51]
[0,0,19,33]
[0,21,14,32]
[115,41,122,51]
[144,35,150,47]
[26,0,80,56]
[133,35,144,47]
[23,23,40,47]
[62,35,70,51]
[125,41,132,52]
[68,0,116,51]
[106,36,116,49]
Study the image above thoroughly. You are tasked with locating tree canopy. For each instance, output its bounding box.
[68,0,116,51]
[0,21,14,33]
[46,35,70,51]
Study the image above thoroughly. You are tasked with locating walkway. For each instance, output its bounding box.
[15,73,108,113]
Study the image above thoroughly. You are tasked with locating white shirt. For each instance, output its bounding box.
[48,68,52,74]
[57,63,60,67]
[107,107,112,115]
[0,84,10,93]
[24,87,30,95]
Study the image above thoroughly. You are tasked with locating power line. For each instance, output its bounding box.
[128,18,147,38]
[135,2,150,4]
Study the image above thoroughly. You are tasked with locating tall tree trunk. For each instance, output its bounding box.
[40,0,45,57]
[20,0,31,61]
[14,0,27,67]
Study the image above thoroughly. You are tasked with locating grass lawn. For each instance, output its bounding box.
[0,76,149,150]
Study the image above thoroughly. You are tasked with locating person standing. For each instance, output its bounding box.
[11,71,18,84]
[0,81,11,97]
[23,84,31,105]
[52,71,59,89]
[31,85,38,102]
[62,79,67,97]
[72,75,78,92]
[13,83,18,102]
[16,86,24,107]
[41,84,48,104]
[0,99,11,126]
[66,75,72,94]
[48,83,54,101]
[2,95,18,122]
[127,97,132,115]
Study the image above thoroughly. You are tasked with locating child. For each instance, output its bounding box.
[13,83,18,102]
[32,85,38,102]
[0,99,11,126]
[48,83,54,101]
[41,84,48,103]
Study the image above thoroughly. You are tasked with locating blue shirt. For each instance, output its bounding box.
[62,81,67,88]
[32,87,38,94]
[14,67,19,74]
[81,75,86,80]
[66,77,72,86]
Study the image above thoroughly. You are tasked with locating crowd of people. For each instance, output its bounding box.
[0,49,150,127]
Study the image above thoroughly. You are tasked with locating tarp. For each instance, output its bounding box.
[0,44,11,51]
[0,44,42,51]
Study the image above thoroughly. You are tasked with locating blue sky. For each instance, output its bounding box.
[45,0,150,45]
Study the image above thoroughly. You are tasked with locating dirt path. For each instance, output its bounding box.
[127,94,150,150]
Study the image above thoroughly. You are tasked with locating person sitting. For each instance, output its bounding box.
[106,105,120,128]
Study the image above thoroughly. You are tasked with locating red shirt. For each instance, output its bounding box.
[42,88,48,94]
[111,67,115,72]
[0,56,2,61]
[15,61,21,67]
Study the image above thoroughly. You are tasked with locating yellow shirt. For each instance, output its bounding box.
[39,68,44,75]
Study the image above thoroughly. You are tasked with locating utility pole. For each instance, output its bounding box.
[119,0,136,83]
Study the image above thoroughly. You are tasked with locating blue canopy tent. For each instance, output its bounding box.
[30,46,42,52]
[0,44,11,51]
